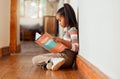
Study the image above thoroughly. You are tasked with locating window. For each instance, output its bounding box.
[20,0,46,18]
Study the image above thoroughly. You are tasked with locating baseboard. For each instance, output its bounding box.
[0,44,21,58]
[76,55,109,79]
[0,46,10,57]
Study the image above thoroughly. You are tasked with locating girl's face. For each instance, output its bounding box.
[56,13,67,28]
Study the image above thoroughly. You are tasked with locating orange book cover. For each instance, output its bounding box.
[35,32,67,53]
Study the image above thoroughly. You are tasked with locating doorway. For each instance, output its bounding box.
[11,0,60,54]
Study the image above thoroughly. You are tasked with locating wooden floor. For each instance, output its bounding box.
[0,41,86,79]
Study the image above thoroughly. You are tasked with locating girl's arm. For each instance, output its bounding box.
[53,27,79,52]
[53,37,72,49]
[69,28,79,52]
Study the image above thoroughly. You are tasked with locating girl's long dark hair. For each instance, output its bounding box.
[57,3,78,29]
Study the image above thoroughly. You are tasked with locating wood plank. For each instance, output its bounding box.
[62,69,86,79]
[39,70,52,79]
[50,70,64,79]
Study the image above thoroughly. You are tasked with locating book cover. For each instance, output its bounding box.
[35,32,67,53]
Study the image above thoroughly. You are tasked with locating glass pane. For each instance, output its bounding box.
[39,0,46,18]
[20,0,24,16]
[25,0,39,18]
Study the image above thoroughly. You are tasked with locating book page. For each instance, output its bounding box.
[35,32,42,40]
[35,32,67,53]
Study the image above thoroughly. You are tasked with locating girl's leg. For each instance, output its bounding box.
[32,53,52,65]
[46,49,77,70]
[32,53,63,67]
[32,49,77,70]
[46,57,65,70]
[60,49,77,68]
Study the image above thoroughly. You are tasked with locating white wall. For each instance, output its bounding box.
[69,0,78,17]
[79,0,120,79]
[0,0,10,48]
[58,0,64,38]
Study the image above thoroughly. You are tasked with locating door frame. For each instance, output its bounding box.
[10,0,17,53]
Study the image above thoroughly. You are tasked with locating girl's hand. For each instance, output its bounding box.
[53,36,62,43]
[53,36,72,49]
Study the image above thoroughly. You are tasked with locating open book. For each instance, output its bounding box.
[35,32,67,53]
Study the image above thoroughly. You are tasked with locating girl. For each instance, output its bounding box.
[32,3,79,71]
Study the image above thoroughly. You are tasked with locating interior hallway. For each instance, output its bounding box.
[0,41,86,79]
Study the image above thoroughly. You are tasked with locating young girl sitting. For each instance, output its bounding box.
[32,3,79,71]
